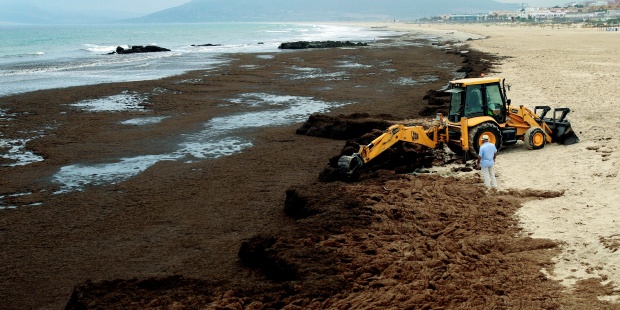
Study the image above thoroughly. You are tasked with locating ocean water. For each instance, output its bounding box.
[0,22,410,204]
[0,23,395,97]
[0,22,468,206]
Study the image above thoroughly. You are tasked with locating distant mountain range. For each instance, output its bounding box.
[0,0,520,24]
[128,0,519,23]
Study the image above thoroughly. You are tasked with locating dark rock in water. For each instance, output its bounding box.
[191,44,221,47]
[114,45,171,54]
[278,40,368,49]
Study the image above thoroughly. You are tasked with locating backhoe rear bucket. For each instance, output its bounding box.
[338,154,364,174]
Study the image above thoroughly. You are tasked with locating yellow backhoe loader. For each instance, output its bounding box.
[338,76,579,173]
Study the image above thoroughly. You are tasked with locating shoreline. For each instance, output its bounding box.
[0,23,402,98]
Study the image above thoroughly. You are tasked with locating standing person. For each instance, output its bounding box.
[477,135,498,189]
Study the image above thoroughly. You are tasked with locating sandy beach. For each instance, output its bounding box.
[361,21,620,301]
[437,22,620,299]
[2,22,620,309]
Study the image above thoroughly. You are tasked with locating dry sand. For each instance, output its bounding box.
[355,21,620,302]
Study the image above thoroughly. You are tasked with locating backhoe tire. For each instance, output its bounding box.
[468,122,502,157]
[524,127,546,150]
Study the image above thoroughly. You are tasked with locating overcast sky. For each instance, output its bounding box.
[0,0,574,15]
[1,0,191,14]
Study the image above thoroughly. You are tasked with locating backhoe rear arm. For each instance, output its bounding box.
[358,124,439,163]
[338,115,466,174]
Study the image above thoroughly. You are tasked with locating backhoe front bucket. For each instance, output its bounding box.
[554,122,579,145]
[539,107,579,145]
[553,122,579,145]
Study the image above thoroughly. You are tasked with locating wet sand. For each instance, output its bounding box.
[0,37,461,308]
[1,30,616,309]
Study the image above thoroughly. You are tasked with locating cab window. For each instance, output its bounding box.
[485,83,505,122]
[485,84,503,111]
[449,91,462,116]
[465,85,484,116]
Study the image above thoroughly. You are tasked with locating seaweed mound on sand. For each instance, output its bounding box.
[295,113,393,140]
[66,172,574,309]
[63,45,608,310]
[64,112,578,309]
[296,113,452,182]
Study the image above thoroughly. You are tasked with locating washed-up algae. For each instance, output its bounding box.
[1,35,613,309]
[65,112,610,309]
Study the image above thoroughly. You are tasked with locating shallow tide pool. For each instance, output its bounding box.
[51,92,351,194]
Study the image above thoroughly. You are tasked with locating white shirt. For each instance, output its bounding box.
[478,141,497,168]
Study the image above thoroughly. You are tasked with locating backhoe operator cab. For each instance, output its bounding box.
[448,78,506,124]
[445,77,510,156]
[445,76,578,157]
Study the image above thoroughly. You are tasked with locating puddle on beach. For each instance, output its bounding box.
[0,192,44,210]
[53,154,178,193]
[0,108,15,121]
[1,91,163,169]
[71,91,149,112]
[120,116,169,126]
[256,55,275,60]
[175,78,203,84]
[281,66,349,80]
[0,137,45,167]
[290,70,349,80]
[151,87,181,95]
[0,107,45,167]
[52,93,351,193]
[392,75,439,86]
[335,60,372,69]
[240,65,261,70]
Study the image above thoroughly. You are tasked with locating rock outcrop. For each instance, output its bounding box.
[114,45,171,54]
[278,40,368,49]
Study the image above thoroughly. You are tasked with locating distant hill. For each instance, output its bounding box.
[128,0,520,23]
[0,0,520,24]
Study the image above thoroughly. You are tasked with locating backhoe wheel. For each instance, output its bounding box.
[468,122,502,157]
[524,127,546,150]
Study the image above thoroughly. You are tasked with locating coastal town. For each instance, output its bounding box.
[423,0,620,25]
